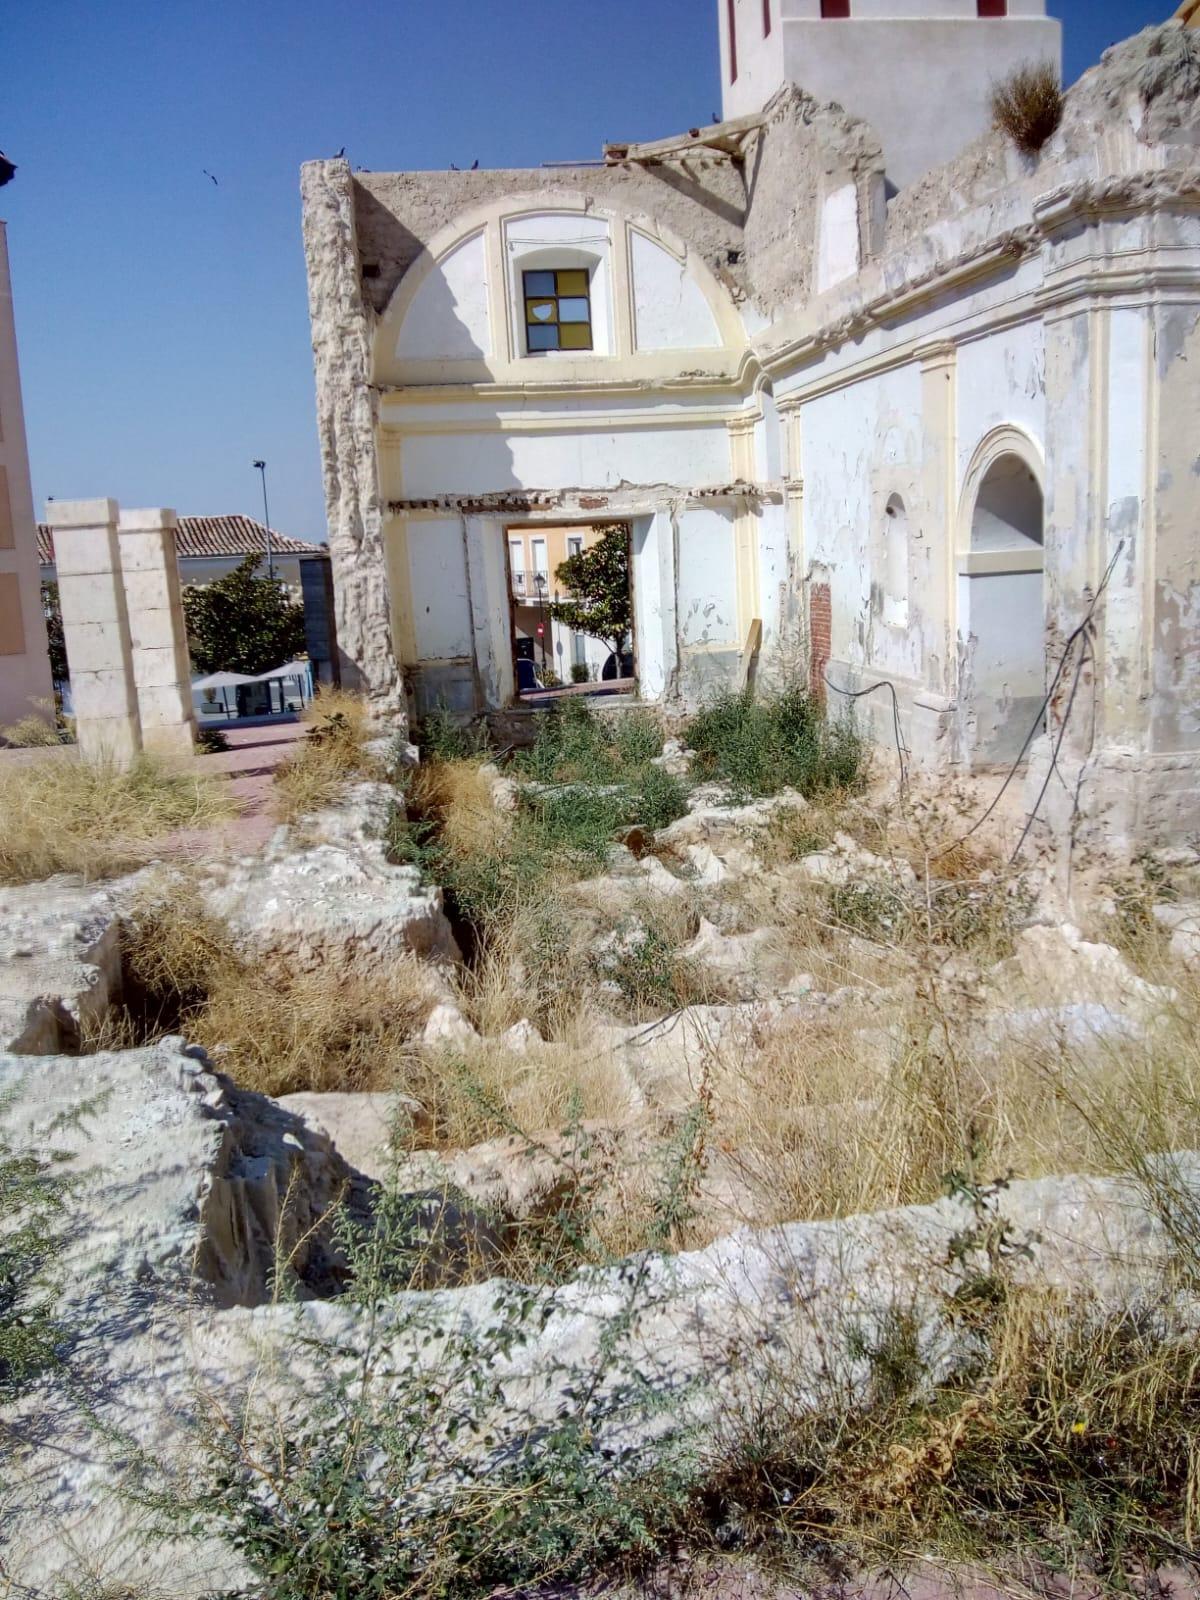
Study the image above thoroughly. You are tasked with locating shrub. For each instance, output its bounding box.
[613,709,664,767]
[272,693,379,823]
[523,786,629,867]
[570,662,591,684]
[634,765,689,833]
[195,724,229,754]
[0,710,60,748]
[517,698,618,785]
[0,1087,77,1403]
[418,707,488,763]
[991,61,1063,154]
[0,754,236,884]
[141,1110,713,1597]
[686,686,865,800]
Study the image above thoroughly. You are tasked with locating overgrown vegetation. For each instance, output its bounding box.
[0,752,236,884]
[140,1104,712,1599]
[991,60,1064,154]
[0,1084,77,1403]
[271,691,382,823]
[687,686,865,800]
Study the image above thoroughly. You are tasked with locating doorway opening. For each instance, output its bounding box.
[504,521,636,703]
[960,448,1045,766]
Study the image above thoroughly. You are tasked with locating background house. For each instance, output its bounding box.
[507,524,612,682]
[39,514,322,592]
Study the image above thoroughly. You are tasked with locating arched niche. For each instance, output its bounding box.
[956,428,1046,766]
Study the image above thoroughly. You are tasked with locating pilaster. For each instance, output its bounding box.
[117,507,196,759]
[48,498,141,768]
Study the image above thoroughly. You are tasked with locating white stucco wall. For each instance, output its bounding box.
[398,422,732,500]
[676,507,739,648]
[955,322,1046,495]
[631,230,722,351]
[405,519,472,660]
[802,359,925,686]
[395,231,491,361]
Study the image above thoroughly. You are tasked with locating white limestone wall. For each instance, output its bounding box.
[801,360,926,687]
[397,423,733,501]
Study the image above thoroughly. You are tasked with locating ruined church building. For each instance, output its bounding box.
[302,1,1200,854]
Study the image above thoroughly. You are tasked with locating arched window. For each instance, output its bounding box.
[971,455,1043,552]
[884,494,909,629]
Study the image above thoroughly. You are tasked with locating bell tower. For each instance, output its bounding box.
[718,0,1062,190]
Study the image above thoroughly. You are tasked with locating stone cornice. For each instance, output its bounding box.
[758,165,1200,383]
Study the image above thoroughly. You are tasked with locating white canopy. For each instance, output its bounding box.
[191,670,255,690]
[254,660,311,680]
[192,661,311,690]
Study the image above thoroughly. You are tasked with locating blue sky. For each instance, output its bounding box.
[3,0,1169,544]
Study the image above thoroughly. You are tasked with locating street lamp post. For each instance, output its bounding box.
[534,571,549,674]
[251,459,275,581]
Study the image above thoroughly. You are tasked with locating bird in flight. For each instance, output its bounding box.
[203,169,219,186]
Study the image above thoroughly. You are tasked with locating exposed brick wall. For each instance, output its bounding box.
[810,582,831,704]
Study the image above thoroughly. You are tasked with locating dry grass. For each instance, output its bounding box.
[0,709,61,748]
[271,691,382,824]
[991,60,1064,154]
[0,752,236,884]
[120,879,439,1098]
[711,954,1200,1229]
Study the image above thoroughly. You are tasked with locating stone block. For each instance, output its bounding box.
[121,563,174,617]
[57,571,124,628]
[52,523,123,579]
[61,619,132,677]
[76,713,141,768]
[117,531,175,577]
[141,719,196,759]
[44,497,119,530]
[71,665,140,719]
[131,644,185,691]
[135,683,193,727]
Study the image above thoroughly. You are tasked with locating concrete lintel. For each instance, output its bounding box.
[44,498,119,530]
[118,506,179,533]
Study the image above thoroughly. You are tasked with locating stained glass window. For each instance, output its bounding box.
[522,268,593,354]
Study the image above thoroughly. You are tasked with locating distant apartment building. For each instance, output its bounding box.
[0,219,52,729]
[506,524,611,681]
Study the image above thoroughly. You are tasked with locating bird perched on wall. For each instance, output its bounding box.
[471,159,479,169]
[203,169,218,185]
[336,147,345,157]
[450,162,459,171]
[0,151,16,187]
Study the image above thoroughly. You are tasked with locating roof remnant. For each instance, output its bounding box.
[38,515,323,567]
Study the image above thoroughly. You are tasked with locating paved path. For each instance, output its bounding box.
[164,720,306,861]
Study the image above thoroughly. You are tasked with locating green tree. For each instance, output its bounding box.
[41,581,68,685]
[547,524,632,664]
[183,557,306,677]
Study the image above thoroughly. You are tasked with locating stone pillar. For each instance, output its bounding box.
[46,498,141,767]
[117,507,196,758]
[301,157,405,719]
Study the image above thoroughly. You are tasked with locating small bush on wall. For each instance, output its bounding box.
[991,61,1063,154]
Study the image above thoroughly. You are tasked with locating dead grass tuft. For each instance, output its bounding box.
[271,692,382,824]
[991,60,1063,154]
[0,753,236,884]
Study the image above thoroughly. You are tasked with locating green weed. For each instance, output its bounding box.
[686,686,864,801]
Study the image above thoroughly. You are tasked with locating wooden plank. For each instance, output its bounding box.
[603,112,763,166]
[736,617,763,694]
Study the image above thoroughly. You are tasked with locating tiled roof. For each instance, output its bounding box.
[37,515,322,566]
